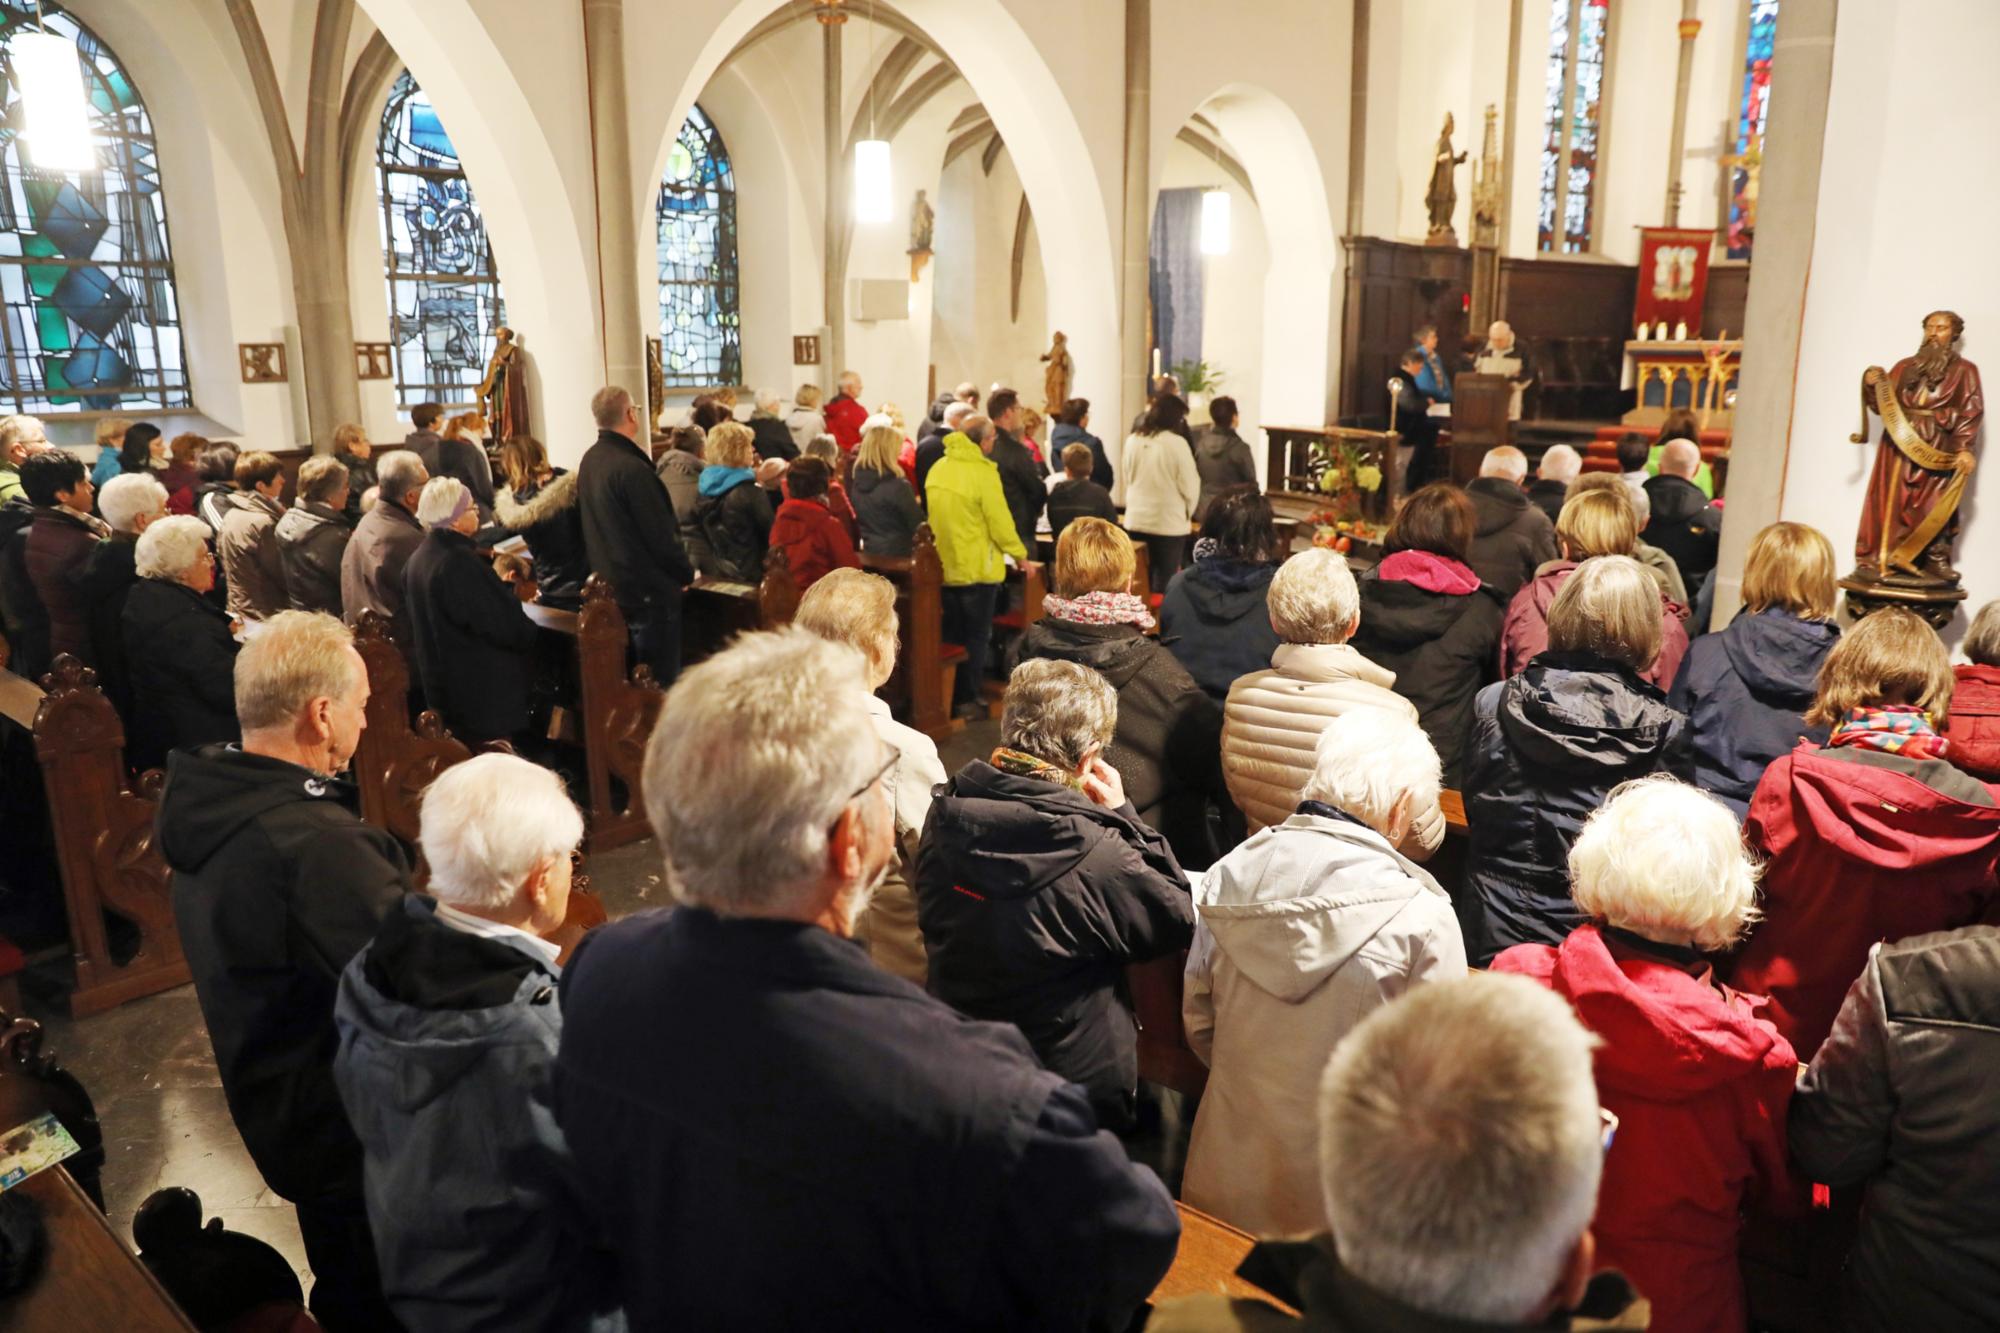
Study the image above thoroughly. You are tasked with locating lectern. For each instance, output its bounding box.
[1447,372,1512,484]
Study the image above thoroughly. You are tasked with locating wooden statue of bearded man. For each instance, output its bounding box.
[1852,309,1983,584]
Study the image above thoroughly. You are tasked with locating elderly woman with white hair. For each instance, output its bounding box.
[1466,554,1688,966]
[917,657,1195,1131]
[334,754,617,1332]
[79,471,168,716]
[1183,707,1464,1236]
[1223,547,1445,855]
[122,513,239,759]
[402,476,538,744]
[1494,776,1798,1333]
[747,386,800,463]
[793,567,947,984]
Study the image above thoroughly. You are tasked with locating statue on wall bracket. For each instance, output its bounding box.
[477,327,531,443]
[1424,113,1467,248]
[1040,331,1073,414]
[1839,309,1984,627]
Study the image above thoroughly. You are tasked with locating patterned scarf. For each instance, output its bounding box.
[989,746,1083,790]
[1827,704,1950,761]
[1043,589,1155,630]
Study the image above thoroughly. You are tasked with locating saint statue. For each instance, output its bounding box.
[1040,330,1073,414]
[1849,310,1983,588]
[1424,113,1468,245]
[909,189,935,254]
[477,326,531,442]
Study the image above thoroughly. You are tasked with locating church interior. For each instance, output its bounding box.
[0,0,1997,1328]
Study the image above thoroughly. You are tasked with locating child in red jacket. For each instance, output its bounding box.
[769,457,860,593]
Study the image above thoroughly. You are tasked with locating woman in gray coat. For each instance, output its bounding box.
[1192,395,1257,521]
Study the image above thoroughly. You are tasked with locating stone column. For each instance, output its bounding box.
[1121,0,1151,430]
[583,0,647,413]
[1663,0,1702,224]
[1344,0,1369,237]
[823,12,846,383]
[1710,0,1838,622]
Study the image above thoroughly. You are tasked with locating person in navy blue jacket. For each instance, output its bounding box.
[556,630,1180,1332]
[1668,522,1840,817]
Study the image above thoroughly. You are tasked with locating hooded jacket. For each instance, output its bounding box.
[1494,926,1798,1333]
[159,744,410,1202]
[1463,653,1687,964]
[690,466,773,583]
[1667,608,1837,815]
[915,758,1194,1128]
[1641,474,1722,591]
[1116,430,1201,537]
[405,526,539,742]
[217,489,287,622]
[1730,743,2000,1059]
[1791,926,2000,1332]
[769,495,860,592]
[1161,558,1282,702]
[784,403,826,452]
[1016,615,1230,869]
[1223,643,1446,856]
[274,499,351,615]
[495,468,591,601]
[1943,663,2000,781]
[1352,553,1507,786]
[1193,427,1258,521]
[1464,476,1559,599]
[824,392,868,451]
[1500,561,1689,691]
[334,895,617,1333]
[1182,809,1464,1235]
[654,447,703,525]
[926,432,1026,586]
[121,577,240,761]
[1047,476,1119,546]
[25,505,105,661]
[849,462,922,556]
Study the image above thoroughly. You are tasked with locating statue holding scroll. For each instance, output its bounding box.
[1850,311,1982,589]
[477,327,530,443]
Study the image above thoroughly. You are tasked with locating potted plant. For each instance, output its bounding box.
[1169,359,1225,417]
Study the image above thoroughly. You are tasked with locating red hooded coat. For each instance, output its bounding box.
[1730,742,2000,1058]
[1494,925,1798,1333]
[1944,663,2000,782]
[769,496,860,593]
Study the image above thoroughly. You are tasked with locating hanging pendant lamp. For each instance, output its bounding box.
[1200,188,1231,256]
[855,138,893,223]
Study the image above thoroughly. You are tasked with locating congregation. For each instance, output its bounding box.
[7,371,2000,1333]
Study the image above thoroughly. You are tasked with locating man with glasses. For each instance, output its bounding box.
[0,413,49,503]
[556,629,1180,1330]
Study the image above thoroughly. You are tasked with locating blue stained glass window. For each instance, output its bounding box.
[378,72,506,407]
[656,105,740,389]
[1538,0,1610,254]
[0,1,188,412]
[1728,0,1778,260]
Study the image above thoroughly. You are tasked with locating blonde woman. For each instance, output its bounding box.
[89,415,134,488]
[1667,521,1840,814]
[786,381,827,451]
[689,420,773,583]
[849,413,921,555]
[1499,486,1690,688]
[494,434,590,601]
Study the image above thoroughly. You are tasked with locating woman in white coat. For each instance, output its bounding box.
[1115,394,1201,593]
[1183,706,1466,1236]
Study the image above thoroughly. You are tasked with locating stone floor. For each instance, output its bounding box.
[16,714,1196,1288]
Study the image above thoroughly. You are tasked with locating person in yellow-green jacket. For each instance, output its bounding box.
[925,416,1030,717]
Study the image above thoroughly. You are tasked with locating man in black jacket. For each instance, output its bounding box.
[986,387,1047,544]
[1465,445,1558,599]
[158,611,409,1332]
[1641,437,1721,594]
[577,385,694,684]
[557,630,1180,1330]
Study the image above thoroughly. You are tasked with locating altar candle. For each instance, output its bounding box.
[1151,347,1161,378]
[1655,321,1669,341]
[1673,321,1688,341]
[1636,323,1650,342]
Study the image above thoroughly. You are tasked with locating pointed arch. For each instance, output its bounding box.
[656,103,741,389]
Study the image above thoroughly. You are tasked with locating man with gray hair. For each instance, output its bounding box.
[1152,972,1647,1331]
[158,610,408,1331]
[339,446,427,645]
[0,412,48,502]
[1529,443,1584,526]
[557,630,1180,1330]
[917,658,1194,1129]
[915,397,975,493]
[577,384,694,683]
[336,753,616,1331]
[1467,443,1558,597]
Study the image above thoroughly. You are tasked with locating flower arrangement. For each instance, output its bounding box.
[1310,437,1383,531]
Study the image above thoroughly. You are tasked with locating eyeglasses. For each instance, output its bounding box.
[1598,1107,1620,1156]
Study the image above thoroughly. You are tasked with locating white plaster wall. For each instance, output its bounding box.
[1771,0,2000,644]
[927,145,1048,412]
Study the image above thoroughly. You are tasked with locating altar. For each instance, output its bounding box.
[1621,338,1742,431]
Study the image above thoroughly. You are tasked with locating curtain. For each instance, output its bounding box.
[1148,188,1204,381]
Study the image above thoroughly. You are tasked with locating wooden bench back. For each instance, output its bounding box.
[351,611,473,848]
[575,575,665,851]
[858,524,952,738]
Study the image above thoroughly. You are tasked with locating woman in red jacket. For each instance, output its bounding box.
[1945,599,2000,780]
[1493,776,1798,1333]
[769,457,859,593]
[1729,608,2000,1059]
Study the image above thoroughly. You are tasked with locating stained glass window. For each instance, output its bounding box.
[1728,0,1778,259]
[656,105,740,389]
[1538,0,1611,253]
[0,2,187,413]
[378,71,505,408]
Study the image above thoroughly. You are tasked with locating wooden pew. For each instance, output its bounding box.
[858,524,961,741]
[573,576,666,851]
[25,657,188,1017]
[1149,1203,1296,1315]
[683,545,800,662]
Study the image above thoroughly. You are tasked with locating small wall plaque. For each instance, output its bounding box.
[355,343,393,381]
[239,343,286,383]
[792,335,821,366]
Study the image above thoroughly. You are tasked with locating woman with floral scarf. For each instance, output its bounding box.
[1730,607,2000,1059]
